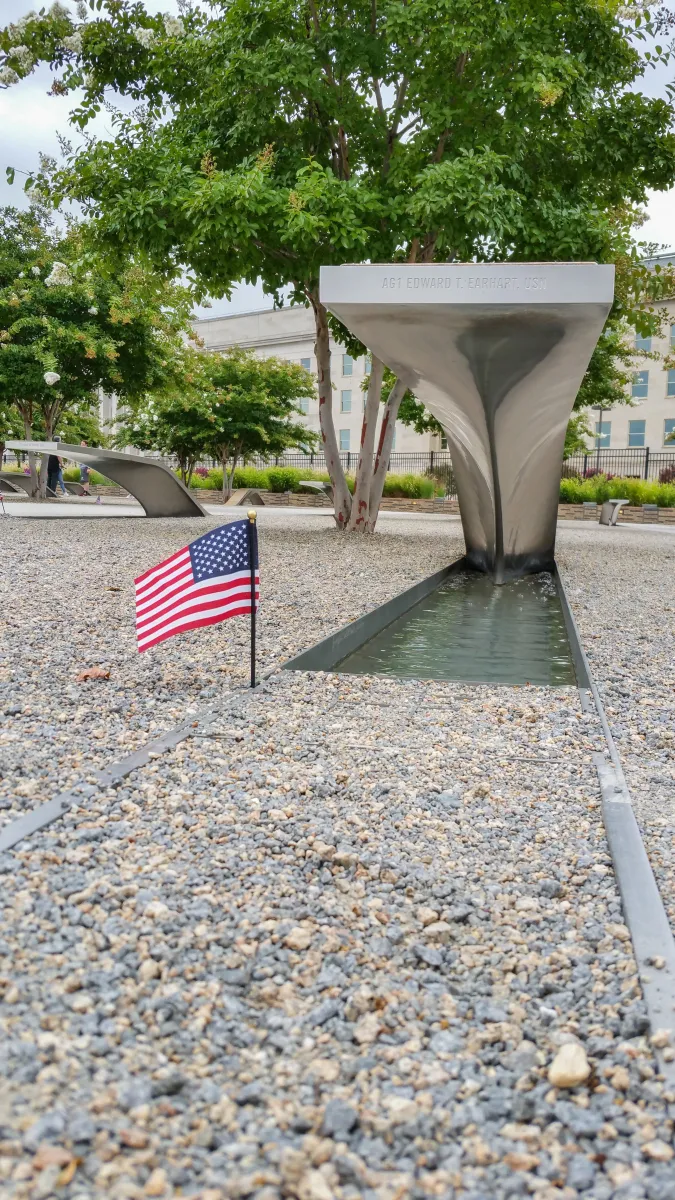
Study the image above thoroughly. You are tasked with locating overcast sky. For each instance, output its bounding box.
[2,0,674,320]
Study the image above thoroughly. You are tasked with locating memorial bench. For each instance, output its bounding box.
[299,480,334,503]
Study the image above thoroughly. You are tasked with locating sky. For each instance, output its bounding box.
[2,0,674,320]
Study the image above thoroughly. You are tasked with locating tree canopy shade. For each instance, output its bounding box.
[114,347,317,498]
[0,204,194,494]
[3,0,675,522]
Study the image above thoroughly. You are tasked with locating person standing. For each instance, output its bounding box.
[79,441,92,496]
[55,457,68,496]
[46,453,60,496]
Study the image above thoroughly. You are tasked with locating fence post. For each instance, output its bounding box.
[430,451,434,471]
[644,447,650,481]
[583,453,588,476]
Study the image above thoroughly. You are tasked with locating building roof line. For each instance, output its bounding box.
[191,305,306,324]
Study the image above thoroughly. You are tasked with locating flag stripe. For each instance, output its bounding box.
[136,581,259,637]
[135,547,190,590]
[135,558,192,603]
[138,596,257,650]
[139,605,255,652]
[136,567,254,617]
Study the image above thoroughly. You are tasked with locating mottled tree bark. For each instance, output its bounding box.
[368,377,407,529]
[346,355,384,532]
[309,291,352,528]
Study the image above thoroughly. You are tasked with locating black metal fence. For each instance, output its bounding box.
[234,450,456,476]
[564,447,675,481]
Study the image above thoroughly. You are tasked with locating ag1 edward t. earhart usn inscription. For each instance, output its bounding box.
[320,261,615,583]
[381,273,546,292]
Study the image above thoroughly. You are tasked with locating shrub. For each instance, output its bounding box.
[559,475,675,508]
[559,477,584,505]
[266,466,304,492]
[659,465,675,484]
[382,473,436,498]
[233,466,271,491]
[200,468,223,490]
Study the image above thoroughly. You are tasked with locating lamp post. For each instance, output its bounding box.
[38,372,62,499]
[595,405,604,474]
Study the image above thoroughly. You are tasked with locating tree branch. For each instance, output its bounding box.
[307,0,321,37]
[381,75,410,177]
[372,77,385,117]
[432,129,449,163]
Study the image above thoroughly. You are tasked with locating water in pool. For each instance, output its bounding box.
[336,569,577,687]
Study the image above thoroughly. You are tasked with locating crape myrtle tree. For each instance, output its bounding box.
[0,204,194,495]
[3,2,675,526]
[115,346,316,499]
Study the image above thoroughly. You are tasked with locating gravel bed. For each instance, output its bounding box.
[0,515,674,1199]
[0,511,463,828]
[555,525,675,931]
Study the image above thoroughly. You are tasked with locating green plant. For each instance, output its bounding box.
[559,475,675,508]
[0,204,192,497]
[266,467,304,493]
[382,473,436,499]
[232,466,271,491]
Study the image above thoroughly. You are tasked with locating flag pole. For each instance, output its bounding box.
[247,509,257,688]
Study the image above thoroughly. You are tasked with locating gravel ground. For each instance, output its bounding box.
[1,514,674,1200]
[555,525,675,932]
[0,511,463,825]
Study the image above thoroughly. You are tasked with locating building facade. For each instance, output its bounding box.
[192,306,438,456]
[591,292,675,454]
[193,289,675,460]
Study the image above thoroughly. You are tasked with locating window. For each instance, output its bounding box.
[340,389,352,413]
[297,397,309,415]
[628,419,646,448]
[595,421,611,448]
[665,419,675,446]
[632,370,649,399]
[342,354,353,376]
[670,325,675,348]
[364,356,371,375]
[440,435,448,450]
[635,332,652,352]
[668,369,675,397]
[300,357,311,371]
[339,429,350,451]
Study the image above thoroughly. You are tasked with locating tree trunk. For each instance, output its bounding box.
[346,355,385,531]
[226,455,238,497]
[39,410,56,500]
[21,412,40,498]
[308,291,352,527]
[220,450,235,501]
[368,378,407,529]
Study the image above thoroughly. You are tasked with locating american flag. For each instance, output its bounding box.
[135,519,259,653]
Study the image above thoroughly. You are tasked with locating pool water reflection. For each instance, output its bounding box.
[336,570,577,687]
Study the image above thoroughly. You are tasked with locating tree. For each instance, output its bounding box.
[0,204,193,495]
[115,347,317,499]
[3,1,675,521]
[114,392,214,488]
[563,412,592,460]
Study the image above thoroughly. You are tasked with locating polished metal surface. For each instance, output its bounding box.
[321,263,614,581]
[5,442,205,518]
